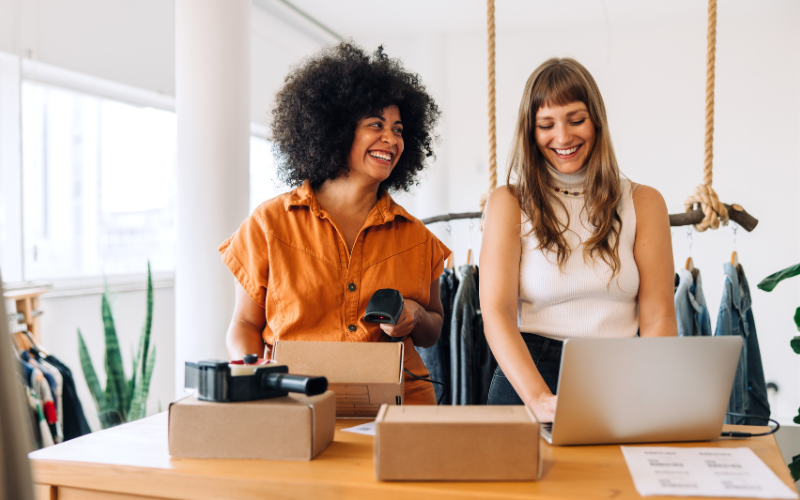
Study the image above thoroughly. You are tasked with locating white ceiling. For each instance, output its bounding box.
[288,0,790,38]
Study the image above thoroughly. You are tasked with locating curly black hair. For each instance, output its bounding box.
[270,42,440,192]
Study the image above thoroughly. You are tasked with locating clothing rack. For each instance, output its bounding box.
[422,205,758,232]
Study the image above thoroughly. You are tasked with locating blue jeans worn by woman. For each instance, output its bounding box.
[487,332,562,405]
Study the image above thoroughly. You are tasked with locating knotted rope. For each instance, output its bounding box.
[480,0,498,211]
[685,0,728,232]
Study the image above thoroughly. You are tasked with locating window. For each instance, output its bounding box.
[21,81,177,279]
[19,79,285,282]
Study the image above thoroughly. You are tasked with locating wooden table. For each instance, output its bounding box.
[29,413,797,500]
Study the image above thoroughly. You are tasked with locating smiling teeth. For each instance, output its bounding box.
[555,146,579,155]
[369,152,391,161]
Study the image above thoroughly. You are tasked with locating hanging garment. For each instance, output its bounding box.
[470,268,497,405]
[674,268,712,337]
[36,356,64,443]
[449,265,484,405]
[715,263,770,426]
[43,354,91,440]
[416,267,458,404]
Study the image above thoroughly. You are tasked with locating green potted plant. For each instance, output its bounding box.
[757,262,800,479]
[77,263,156,428]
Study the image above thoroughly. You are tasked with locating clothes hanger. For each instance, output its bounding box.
[684,228,695,273]
[730,223,739,268]
[445,221,455,270]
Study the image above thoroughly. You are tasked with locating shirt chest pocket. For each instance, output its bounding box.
[361,240,429,306]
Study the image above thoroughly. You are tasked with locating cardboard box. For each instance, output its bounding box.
[374,405,541,481]
[273,341,404,418]
[168,391,335,460]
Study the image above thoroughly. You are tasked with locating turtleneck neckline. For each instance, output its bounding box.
[548,164,587,190]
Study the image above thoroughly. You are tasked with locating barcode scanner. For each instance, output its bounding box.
[363,288,447,404]
[364,289,404,342]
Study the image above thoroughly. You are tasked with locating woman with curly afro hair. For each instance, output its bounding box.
[219,42,450,405]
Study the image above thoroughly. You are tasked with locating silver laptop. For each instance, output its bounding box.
[541,336,743,445]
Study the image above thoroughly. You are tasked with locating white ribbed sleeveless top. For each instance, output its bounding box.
[518,167,639,340]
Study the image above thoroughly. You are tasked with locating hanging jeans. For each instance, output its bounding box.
[675,268,712,337]
[715,263,770,426]
[487,332,562,405]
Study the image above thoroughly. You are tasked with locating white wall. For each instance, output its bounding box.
[349,2,800,419]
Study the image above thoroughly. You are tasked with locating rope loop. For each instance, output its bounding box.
[684,184,728,232]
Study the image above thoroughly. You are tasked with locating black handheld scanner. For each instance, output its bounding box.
[184,360,328,403]
[364,288,404,342]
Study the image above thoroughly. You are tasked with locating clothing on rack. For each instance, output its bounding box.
[449,265,497,405]
[416,267,458,405]
[715,263,770,426]
[674,267,712,337]
[12,330,91,447]
[42,354,91,441]
[18,352,57,446]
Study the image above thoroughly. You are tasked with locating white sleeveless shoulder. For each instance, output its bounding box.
[517,174,640,340]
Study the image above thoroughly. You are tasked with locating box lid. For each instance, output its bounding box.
[379,405,537,424]
[273,341,402,384]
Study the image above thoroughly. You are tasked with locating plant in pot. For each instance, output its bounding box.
[757,262,800,480]
[77,263,156,429]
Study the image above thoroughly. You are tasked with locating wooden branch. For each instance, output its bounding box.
[422,205,759,232]
[669,203,758,232]
[421,212,483,225]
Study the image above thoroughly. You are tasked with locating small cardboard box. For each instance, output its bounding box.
[374,405,541,481]
[273,341,404,419]
[168,391,335,460]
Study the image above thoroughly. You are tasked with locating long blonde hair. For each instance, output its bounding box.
[508,57,622,278]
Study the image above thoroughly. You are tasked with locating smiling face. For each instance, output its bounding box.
[348,105,404,185]
[534,101,595,175]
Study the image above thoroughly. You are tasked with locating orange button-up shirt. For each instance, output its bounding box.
[219,181,450,404]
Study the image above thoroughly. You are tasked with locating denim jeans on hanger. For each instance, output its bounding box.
[675,268,712,337]
[715,263,770,426]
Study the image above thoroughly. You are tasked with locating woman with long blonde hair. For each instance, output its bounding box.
[480,58,677,421]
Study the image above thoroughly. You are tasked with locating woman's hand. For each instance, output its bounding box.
[529,393,558,423]
[380,298,423,339]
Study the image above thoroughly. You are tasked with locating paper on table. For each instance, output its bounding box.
[342,421,376,436]
[621,447,798,499]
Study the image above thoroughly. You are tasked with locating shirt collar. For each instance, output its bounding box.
[283,180,413,226]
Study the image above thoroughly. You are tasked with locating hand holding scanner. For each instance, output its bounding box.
[364,289,404,342]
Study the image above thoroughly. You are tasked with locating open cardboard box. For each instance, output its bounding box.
[374,405,541,481]
[273,340,404,418]
[168,391,335,460]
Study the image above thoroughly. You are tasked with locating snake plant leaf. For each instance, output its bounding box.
[791,336,800,355]
[102,293,128,423]
[142,262,153,368]
[129,345,156,421]
[790,454,800,482]
[127,327,145,415]
[77,329,106,413]
[757,262,800,292]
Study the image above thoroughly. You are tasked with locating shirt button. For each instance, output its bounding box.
[347,283,357,292]
[348,324,357,332]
